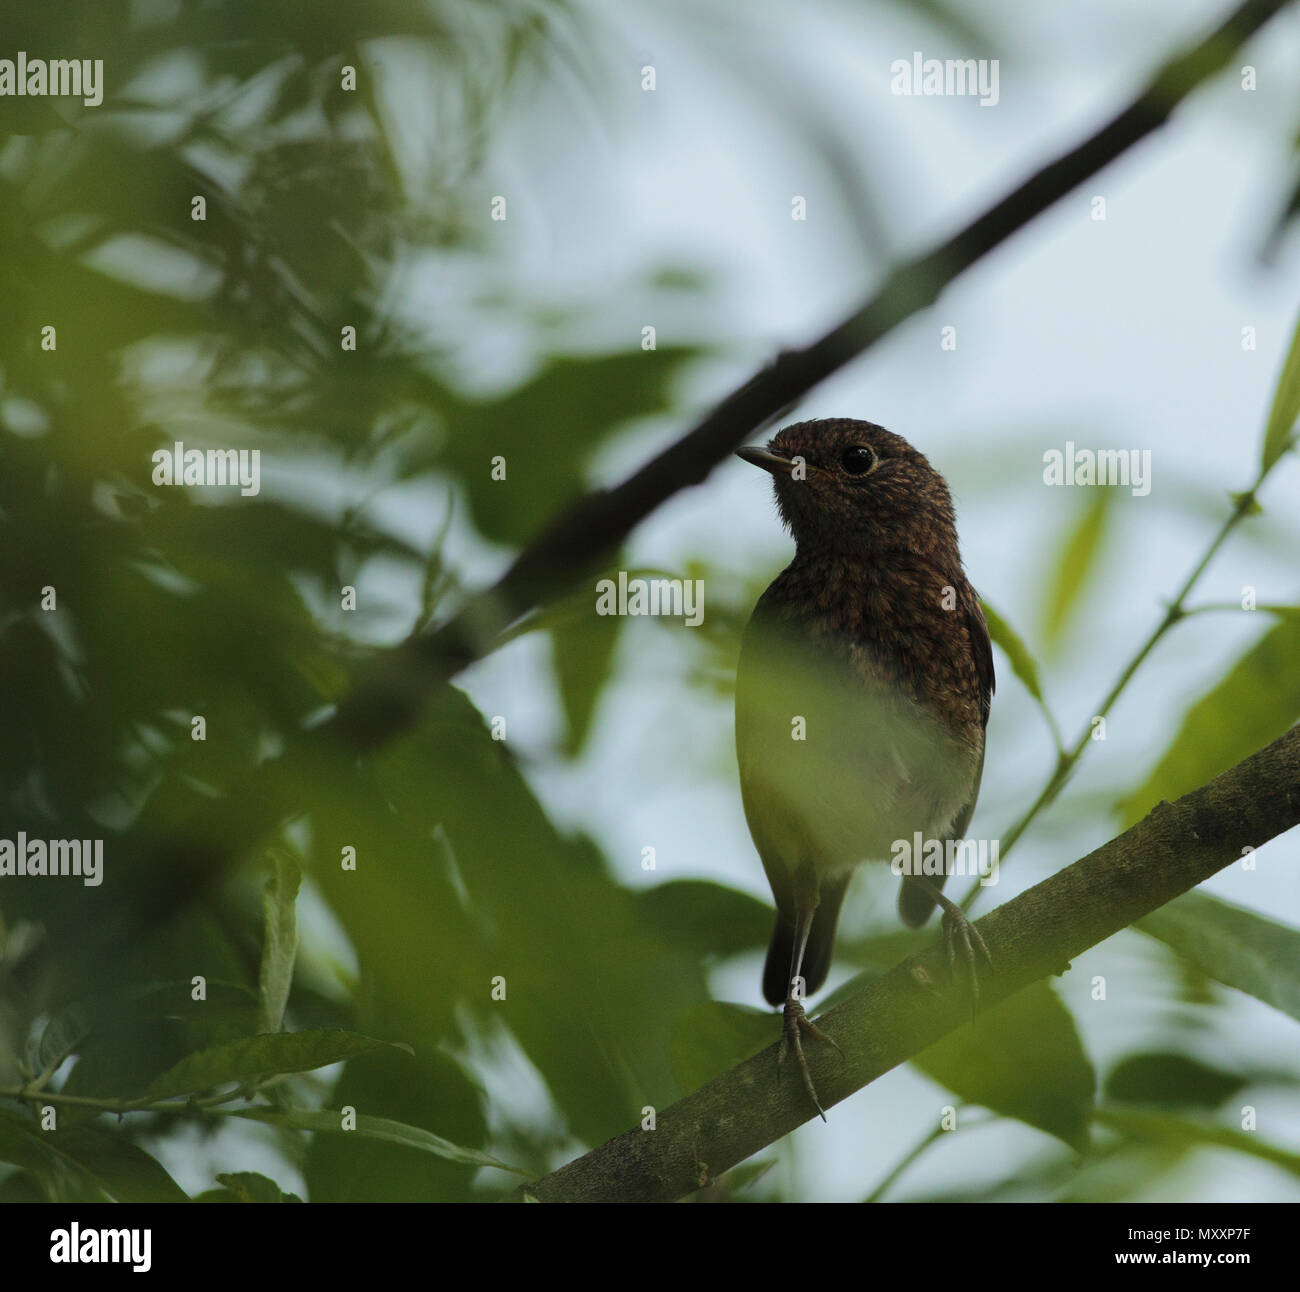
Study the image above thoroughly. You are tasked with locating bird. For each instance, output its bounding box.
[734,417,994,1118]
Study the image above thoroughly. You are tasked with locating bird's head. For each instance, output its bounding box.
[737,418,958,559]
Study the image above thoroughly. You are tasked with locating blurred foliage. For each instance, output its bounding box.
[1138,892,1300,1027]
[0,0,718,1202]
[1039,491,1112,652]
[982,599,1047,708]
[1261,307,1300,471]
[1118,613,1300,826]
[0,0,1297,1207]
[1104,1052,1247,1110]
[551,591,623,755]
[198,1170,303,1203]
[914,982,1095,1154]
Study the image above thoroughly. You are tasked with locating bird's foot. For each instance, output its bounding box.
[778,996,841,1121]
[939,903,993,1018]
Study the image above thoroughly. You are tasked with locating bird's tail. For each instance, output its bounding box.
[762,876,850,1007]
[898,873,945,927]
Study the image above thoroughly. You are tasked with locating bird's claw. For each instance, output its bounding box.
[778,997,840,1121]
[940,906,993,1018]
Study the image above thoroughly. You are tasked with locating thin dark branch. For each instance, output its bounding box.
[514,726,1300,1203]
[332,0,1289,749]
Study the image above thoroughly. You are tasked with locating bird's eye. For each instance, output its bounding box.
[840,445,876,475]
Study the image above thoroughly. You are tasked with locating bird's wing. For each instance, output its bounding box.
[965,585,996,730]
[898,583,995,926]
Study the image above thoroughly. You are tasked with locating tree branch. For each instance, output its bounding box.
[333,0,1289,749]
[514,726,1300,1203]
[102,0,1290,960]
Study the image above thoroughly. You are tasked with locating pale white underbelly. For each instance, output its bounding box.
[736,668,979,879]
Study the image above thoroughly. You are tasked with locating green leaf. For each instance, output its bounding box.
[1103,1052,1246,1109]
[34,1002,90,1074]
[552,607,622,756]
[308,687,713,1147]
[1137,892,1300,1025]
[303,1046,488,1202]
[669,1001,774,1095]
[981,599,1045,704]
[633,880,772,960]
[1042,491,1111,646]
[142,1028,411,1100]
[1261,308,1300,471]
[1095,1107,1300,1178]
[1118,617,1300,826]
[211,1171,302,1202]
[436,348,706,546]
[0,1170,46,1202]
[49,1126,191,1202]
[913,981,1095,1152]
[258,848,302,1034]
[0,1112,187,1202]
[231,1107,527,1175]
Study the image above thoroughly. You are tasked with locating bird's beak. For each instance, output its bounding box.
[736,446,794,476]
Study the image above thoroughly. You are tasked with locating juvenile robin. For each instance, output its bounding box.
[734,418,994,1117]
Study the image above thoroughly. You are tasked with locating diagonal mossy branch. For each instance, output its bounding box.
[514,726,1300,1203]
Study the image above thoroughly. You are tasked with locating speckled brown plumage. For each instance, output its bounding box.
[734,418,994,1112]
[751,418,991,745]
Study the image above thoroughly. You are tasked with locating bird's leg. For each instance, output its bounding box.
[778,883,841,1121]
[909,877,992,1016]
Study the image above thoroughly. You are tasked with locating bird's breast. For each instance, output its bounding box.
[735,591,982,875]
